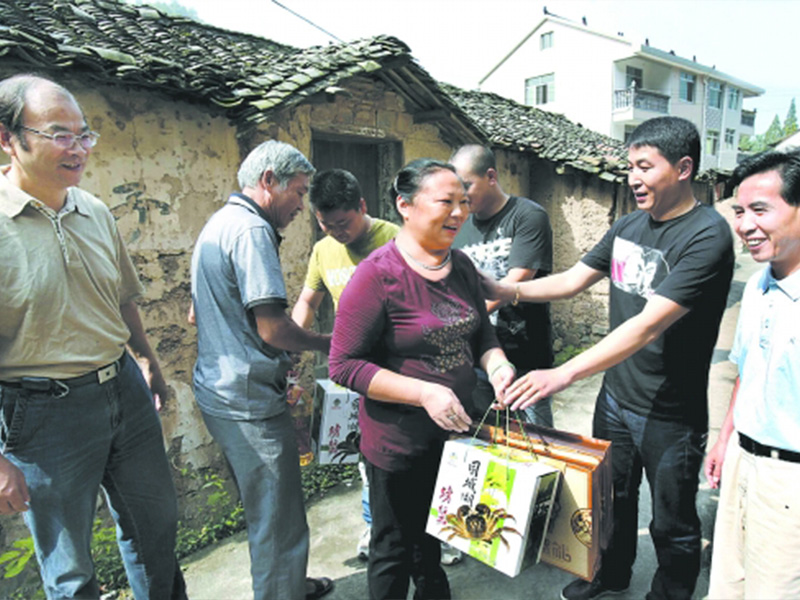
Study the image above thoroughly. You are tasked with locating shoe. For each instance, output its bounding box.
[440,541,463,566]
[356,526,370,561]
[560,577,628,600]
[306,576,334,600]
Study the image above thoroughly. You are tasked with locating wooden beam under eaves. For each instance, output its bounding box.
[414,109,449,123]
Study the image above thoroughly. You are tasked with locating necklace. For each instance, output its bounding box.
[397,243,452,271]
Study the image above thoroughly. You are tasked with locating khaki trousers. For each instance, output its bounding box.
[708,432,800,599]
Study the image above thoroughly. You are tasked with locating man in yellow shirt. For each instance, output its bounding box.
[293,169,398,322]
[292,169,397,560]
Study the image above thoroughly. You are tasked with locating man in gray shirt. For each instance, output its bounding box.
[191,140,332,600]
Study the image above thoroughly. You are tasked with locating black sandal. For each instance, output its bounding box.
[306,576,334,600]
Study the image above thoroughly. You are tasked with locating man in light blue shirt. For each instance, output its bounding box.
[192,140,332,600]
[706,148,800,599]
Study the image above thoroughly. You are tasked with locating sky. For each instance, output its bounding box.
[177,0,798,136]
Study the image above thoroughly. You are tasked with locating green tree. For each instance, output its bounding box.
[785,98,798,136]
[764,115,784,146]
[739,133,766,153]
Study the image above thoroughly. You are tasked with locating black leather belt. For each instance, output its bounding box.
[739,432,800,464]
[1,353,126,393]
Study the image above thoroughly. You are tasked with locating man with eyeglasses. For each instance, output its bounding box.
[0,74,186,599]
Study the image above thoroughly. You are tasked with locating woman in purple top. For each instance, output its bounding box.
[329,159,516,600]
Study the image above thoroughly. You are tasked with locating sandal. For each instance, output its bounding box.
[306,576,334,600]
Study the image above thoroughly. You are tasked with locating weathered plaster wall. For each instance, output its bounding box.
[528,160,627,349]
[75,80,246,516]
[494,149,531,198]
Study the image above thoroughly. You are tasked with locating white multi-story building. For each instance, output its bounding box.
[478,13,764,171]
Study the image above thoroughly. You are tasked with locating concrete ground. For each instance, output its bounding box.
[181,253,760,600]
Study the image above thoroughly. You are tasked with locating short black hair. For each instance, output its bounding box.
[726,148,800,207]
[390,158,456,216]
[450,145,496,175]
[626,116,701,180]
[309,169,362,213]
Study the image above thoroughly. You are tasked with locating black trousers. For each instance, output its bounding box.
[365,446,451,600]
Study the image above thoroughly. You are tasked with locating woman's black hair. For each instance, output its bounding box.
[390,159,456,216]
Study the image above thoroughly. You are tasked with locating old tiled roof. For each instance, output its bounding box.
[443,84,629,181]
[0,0,638,182]
[0,0,485,144]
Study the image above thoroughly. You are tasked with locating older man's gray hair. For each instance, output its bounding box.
[237,140,315,189]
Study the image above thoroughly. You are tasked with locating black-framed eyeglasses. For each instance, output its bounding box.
[20,126,100,149]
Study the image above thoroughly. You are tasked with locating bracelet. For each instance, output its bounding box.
[489,360,516,379]
[512,283,520,307]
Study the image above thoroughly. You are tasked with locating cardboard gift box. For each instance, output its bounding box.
[475,423,613,581]
[312,379,361,465]
[426,437,561,577]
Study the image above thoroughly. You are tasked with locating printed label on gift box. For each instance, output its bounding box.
[313,379,360,464]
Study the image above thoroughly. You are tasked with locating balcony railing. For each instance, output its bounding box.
[741,110,756,127]
[613,88,669,113]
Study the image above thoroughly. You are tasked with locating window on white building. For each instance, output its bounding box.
[725,129,736,149]
[540,31,553,50]
[680,72,696,103]
[525,74,555,106]
[728,88,741,110]
[626,66,643,89]
[709,81,723,109]
[706,130,720,156]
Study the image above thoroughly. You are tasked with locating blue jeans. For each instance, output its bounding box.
[359,460,372,525]
[469,368,554,427]
[593,386,705,600]
[201,409,309,600]
[0,352,185,599]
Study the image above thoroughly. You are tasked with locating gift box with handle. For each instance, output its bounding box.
[474,422,613,581]
[426,435,561,577]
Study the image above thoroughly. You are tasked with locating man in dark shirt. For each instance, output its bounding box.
[452,144,554,426]
[495,117,734,600]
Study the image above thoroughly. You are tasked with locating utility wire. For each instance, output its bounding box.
[271,0,343,43]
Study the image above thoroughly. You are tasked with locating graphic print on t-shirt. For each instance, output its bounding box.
[325,265,357,287]
[610,237,670,299]
[459,231,512,280]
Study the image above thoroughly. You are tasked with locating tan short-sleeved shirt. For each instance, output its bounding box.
[0,169,144,379]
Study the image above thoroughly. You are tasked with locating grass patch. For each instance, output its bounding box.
[554,344,587,366]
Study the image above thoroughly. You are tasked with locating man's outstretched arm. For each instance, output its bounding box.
[503,294,689,407]
[254,303,330,354]
[487,262,606,305]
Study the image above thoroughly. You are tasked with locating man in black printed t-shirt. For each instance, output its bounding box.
[492,117,734,600]
[452,144,554,426]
